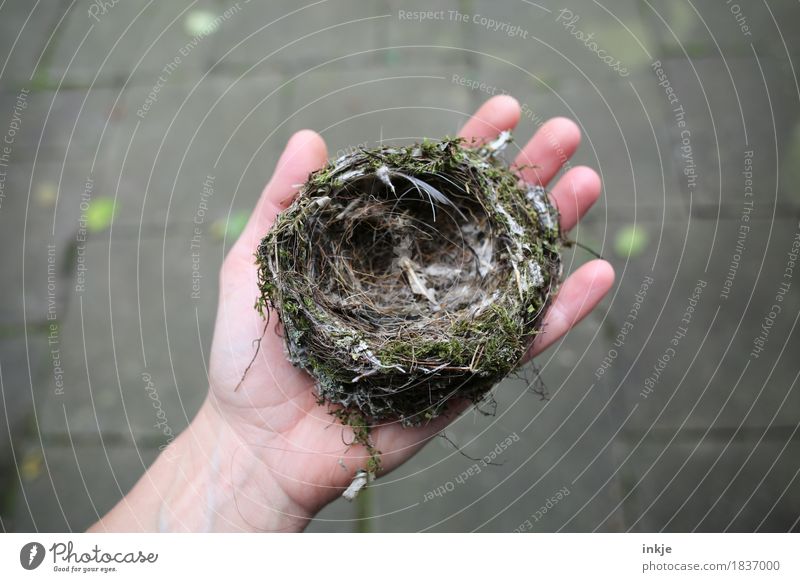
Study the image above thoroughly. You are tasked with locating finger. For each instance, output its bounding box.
[457,95,521,144]
[515,117,581,186]
[528,259,615,357]
[231,129,328,261]
[549,166,602,232]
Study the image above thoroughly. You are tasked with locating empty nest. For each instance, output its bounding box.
[256,133,562,427]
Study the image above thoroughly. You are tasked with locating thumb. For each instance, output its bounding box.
[228,129,328,266]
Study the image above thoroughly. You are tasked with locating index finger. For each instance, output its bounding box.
[457,95,521,144]
[514,117,581,186]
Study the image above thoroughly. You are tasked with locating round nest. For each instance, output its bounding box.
[256,134,562,426]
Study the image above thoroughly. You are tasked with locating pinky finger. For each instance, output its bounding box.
[527,259,615,358]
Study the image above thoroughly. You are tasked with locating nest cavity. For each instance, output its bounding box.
[256,135,562,426]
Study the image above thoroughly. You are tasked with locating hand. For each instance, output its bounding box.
[90,96,613,532]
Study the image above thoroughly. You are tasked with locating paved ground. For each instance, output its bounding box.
[1,0,799,532]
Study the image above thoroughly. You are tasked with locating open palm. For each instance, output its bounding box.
[204,96,614,528]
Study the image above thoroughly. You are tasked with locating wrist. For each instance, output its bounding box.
[158,399,313,532]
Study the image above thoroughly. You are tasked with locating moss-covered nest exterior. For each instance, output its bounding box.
[256,133,562,426]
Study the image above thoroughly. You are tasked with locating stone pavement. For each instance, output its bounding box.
[1,0,799,532]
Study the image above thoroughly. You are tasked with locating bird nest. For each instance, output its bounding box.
[256,133,562,430]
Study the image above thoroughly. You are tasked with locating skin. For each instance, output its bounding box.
[89,96,615,532]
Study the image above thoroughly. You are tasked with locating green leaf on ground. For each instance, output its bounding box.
[20,450,43,482]
[184,10,220,37]
[211,211,249,241]
[86,197,116,232]
[35,182,57,207]
[615,224,648,257]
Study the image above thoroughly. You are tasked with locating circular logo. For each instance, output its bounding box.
[20,542,45,570]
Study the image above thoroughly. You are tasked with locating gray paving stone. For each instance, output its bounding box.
[207,0,386,72]
[0,88,123,163]
[305,496,358,533]
[640,1,800,59]
[0,0,66,85]
[374,0,466,68]
[614,438,800,532]
[47,0,443,84]
[465,0,657,87]
[139,0,243,79]
[434,64,686,223]
[10,439,159,532]
[37,232,219,444]
[552,74,685,221]
[0,160,95,326]
[47,0,225,86]
[657,57,800,215]
[107,74,286,230]
[0,89,122,328]
[600,218,800,432]
[0,334,49,465]
[277,66,472,157]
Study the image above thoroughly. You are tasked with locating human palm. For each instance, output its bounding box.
[205,96,614,522]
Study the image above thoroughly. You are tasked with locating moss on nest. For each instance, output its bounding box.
[256,133,562,430]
